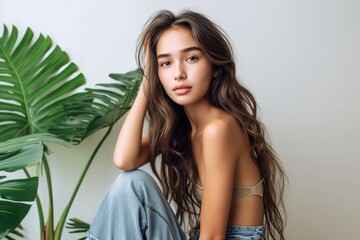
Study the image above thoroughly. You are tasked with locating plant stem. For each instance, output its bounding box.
[23,168,45,240]
[54,126,113,240]
[43,155,54,240]
[35,195,46,240]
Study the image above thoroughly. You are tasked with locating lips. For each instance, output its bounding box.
[172,85,192,95]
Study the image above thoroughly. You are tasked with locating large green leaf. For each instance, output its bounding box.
[82,69,142,138]
[0,201,30,239]
[56,70,142,138]
[0,25,91,143]
[0,142,43,238]
[0,177,38,201]
[1,24,142,239]
[0,142,42,170]
[0,133,66,154]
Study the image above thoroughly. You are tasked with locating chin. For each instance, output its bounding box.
[173,99,201,107]
[170,95,207,107]
[172,100,191,106]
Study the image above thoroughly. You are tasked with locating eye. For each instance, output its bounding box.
[160,61,171,67]
[186,56,198,62]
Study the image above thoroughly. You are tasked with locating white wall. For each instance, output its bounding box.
[1,0,359,239]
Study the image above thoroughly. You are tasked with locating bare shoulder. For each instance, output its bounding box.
[202,112,246,158]
[203,112,243,142]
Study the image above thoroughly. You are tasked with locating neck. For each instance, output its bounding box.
[183,98,213,134]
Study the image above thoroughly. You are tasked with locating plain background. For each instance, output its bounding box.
[1,0,359,239]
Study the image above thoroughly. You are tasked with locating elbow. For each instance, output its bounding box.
[113,153,136,171]
[113,154,125,170]
[113,147,148,170]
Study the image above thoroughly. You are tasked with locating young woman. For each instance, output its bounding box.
[87,10,286,240]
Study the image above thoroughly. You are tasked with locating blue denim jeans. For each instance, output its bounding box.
[192,225,264,240]
[87,169,263,240]
[87,169,186,240]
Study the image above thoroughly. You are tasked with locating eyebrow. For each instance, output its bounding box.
[157,46,202,59]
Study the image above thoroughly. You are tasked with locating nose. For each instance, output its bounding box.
[174,62,186,81]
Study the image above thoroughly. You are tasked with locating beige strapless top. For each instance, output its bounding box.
[194,179,264,205]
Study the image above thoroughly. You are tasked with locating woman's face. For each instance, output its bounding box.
[156,26,214,106]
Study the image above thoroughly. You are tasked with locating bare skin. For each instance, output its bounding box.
[114,26,264,240]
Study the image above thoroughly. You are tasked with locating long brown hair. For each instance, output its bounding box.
[136,10,286,239]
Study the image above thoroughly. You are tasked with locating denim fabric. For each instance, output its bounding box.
[87,169,186,240]
[87,169,263,240]
[192,225,264,240]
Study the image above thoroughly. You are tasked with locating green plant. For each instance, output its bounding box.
[0,137,43,239]
[65,218,90,240]
[0,25,142,239]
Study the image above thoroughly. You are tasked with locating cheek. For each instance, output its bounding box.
[200,66,214,87]
[157,71,166,87]
[158,69,168,83]
[195,61,213,79]
[158,75,172,96]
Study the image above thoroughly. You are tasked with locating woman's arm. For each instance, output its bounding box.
[113,81,150,170]
[199,119,239,240]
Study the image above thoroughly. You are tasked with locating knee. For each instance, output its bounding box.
[121,169,155,185]
[109,169,157,196]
